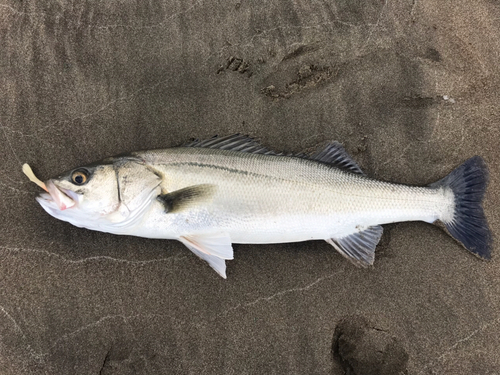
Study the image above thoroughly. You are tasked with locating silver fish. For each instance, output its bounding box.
[34,135,492,278]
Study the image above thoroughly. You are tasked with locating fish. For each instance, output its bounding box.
[27,134,492,278]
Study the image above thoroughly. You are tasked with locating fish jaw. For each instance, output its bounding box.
[36,182,97,229]
[39,180,77,211]
[36,178,159,235]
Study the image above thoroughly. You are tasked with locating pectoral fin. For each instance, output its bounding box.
[179,232,234,278]
[157,184,216,213]
[326,225,383,267]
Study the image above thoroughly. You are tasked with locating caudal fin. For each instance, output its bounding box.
[431,156,492,259]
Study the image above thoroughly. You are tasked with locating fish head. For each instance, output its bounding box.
[36,157,162,231]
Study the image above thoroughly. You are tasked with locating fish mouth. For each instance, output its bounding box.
[36,180,77,211]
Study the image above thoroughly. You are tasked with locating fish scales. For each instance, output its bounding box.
[28,135,492,278]
[137,147,449,243]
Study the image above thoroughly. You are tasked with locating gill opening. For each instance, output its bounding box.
[114,167,122,205]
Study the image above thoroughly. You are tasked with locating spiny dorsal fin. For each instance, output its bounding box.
[309,142,364,175]
[157,184,216,213]
[184,135,362,174]
[184,134,277,155]
[326,225,383,267]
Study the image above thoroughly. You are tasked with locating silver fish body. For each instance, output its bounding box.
[35,135,492,278]
[131,148,451,242]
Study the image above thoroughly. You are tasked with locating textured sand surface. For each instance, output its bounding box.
[1,1,499,374]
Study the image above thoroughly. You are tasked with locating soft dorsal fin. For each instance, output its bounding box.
[309,142,364,175]
[326,225,383,267]
[184,134,277,155]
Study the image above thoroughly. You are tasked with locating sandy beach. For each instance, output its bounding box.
[0,1,499,373]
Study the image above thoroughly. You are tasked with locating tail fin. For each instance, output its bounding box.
[430,156,492,259]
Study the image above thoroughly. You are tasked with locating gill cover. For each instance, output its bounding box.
[103,157,163,224]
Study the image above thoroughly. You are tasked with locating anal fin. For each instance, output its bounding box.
[179,232,234,278]
[326,225,383,267]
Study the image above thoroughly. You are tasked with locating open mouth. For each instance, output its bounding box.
[37,180,76,211]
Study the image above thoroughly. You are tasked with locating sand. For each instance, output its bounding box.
[0,0,499,374]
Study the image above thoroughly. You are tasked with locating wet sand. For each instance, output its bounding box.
[0,1,499,373]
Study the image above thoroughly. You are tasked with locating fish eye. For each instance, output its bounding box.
[71,169,89,185]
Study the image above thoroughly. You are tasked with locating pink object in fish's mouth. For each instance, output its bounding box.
[41,180,77,210]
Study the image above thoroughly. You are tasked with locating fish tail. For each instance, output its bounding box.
[430,156,492,259]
